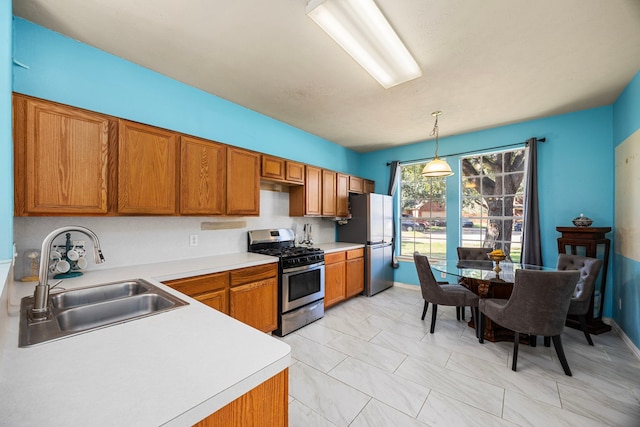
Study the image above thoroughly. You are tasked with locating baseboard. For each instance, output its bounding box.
[393,282,419,291]
[603,317,640,361]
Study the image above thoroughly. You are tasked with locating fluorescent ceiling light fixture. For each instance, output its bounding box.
[306,0,422,88]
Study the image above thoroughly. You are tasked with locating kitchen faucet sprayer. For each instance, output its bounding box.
[31,226,105,320]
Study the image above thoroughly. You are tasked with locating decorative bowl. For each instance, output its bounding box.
[572,213,593,227]
[488,254,506,262]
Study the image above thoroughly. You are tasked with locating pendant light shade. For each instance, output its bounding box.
[422,111,454,177]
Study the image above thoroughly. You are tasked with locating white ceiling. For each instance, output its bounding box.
[12,0,640,152]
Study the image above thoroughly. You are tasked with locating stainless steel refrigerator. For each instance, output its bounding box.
[337,193,394,296]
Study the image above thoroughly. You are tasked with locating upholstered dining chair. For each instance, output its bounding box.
[555,254,603,346]
[413,252,479,334]
[456,247,493,320]
[478,269,580,376]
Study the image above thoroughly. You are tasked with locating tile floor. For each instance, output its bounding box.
[277,285,640,427]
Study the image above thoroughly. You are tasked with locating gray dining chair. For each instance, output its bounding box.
[555,254,603,346]
[479,269,580,376]
[456,247,493,320]
[414,252,479,334]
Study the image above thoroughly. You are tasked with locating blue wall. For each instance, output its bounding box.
[361,107,616,316]
[612,69,640,349]
[11,17,362,176]
[0,1,12,262]
[9,16,638,348]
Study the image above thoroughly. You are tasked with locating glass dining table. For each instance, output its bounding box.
[430,260,555,343]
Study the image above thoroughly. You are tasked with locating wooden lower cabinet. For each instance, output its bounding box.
[324,252,346,308]
[163,263,278,332]
[324,249,364,308]
[229,277,278,333]
[346,250,365,298]
[163,272,229,315]
[194,368,288,427]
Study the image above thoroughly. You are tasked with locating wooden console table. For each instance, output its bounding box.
[556,226,611,334]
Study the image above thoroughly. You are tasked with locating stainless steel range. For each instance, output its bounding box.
[248,228,325,336]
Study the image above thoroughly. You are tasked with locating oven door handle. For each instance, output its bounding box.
[282,261,324,274]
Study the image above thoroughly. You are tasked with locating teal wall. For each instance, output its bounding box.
[8,16,639,348]
[0,1,12,262]
[11,17,362,176]
[612,69,640,349]
[361,106,616,317]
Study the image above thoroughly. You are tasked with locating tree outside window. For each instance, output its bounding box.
[460,149,526,262]
[399,163,447,259]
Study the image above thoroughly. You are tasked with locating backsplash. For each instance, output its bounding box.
[13,190,334,276]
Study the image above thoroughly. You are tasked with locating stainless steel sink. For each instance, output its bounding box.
[19,279,188,347]
[50,281,150,309]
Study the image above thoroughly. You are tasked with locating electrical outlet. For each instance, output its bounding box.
[189,234,198,247]
[618,298,622,310]
[440,271,447,279]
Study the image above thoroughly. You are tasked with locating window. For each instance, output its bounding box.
[460,149,526,262]
[399,162,447,259]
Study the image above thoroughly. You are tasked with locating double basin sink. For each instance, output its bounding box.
[19,279,188,347]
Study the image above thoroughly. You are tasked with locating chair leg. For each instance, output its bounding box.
[544,336,551,347]
[474,307,480,339]
[578,314,594,346]
[512,332,520,372]
[529,335,537,347]
[551,335,572,376]
[430,304,438,333]
[456,306,461,321]
[479,312,485,343]
[421,301,429,320]
[461,306,466,320]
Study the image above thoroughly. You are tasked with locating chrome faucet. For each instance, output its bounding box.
[31,226,106,320]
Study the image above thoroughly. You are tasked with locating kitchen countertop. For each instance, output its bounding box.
[316,242,365,253]
[0,252,291,426]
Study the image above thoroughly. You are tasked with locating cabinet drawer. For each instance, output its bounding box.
[164,272,228,296]
[346,248,364,259]
[324,251,346,264]
[230,263,278,287]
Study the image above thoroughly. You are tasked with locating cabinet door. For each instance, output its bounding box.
[226,147,260,216]
[324,251,346,308]
[364,179,375,194]
[195,289,229,315]
[180,136,226,215]
[118,120,178,214]
[322,170,337,217]
[349,176,364,194]
[291,165,322,216]
[285,161,305,184]
[229,278,278,333]
[16,96,111,215]
[336,173,349,217]
[325,260,346,308]
[261,155,285,181]
[346,256,365,298]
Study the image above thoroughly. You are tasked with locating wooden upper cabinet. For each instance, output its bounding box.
[348,176,364,194]
[261,155,285,181]
[336,173,349,217]
[180,136,226,215]
[14,95,111,215]
[364,179,375,194]
[285,161,304,184]
[117,120,178,214]
[322,170,337,217]
[306,166,323,216]
[290,165,322,216]
[261,155,304,185]
[226,147,260,216]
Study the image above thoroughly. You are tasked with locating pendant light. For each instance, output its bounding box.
[422,111,454,177]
